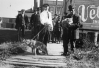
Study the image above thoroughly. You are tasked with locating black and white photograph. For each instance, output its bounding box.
[0,0,99,68]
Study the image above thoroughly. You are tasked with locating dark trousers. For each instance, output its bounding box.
[43,31,49,45]
[39,25,50,46]
[62,27,75,54]
[54,30,61,42]
[63,39,69,54]
[31,24,42,39]
[69,29,75,51]
[17,25,25,41]
[62,28,69,54]
[51,30,55,42]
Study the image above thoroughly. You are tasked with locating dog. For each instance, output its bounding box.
[22,39,48,55]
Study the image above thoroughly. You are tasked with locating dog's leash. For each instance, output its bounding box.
[32,26,46,40]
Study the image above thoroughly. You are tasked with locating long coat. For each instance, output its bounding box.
[15,14,29,29]
[61,14,81,40]
[30,13,41,29]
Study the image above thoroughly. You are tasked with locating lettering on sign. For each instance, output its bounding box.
[78,5,99,23]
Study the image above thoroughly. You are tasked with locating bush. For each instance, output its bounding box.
[0,42,27,60]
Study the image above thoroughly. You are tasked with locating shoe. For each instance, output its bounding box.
[73,55,83,60]
[52,41,55,43]
[65,53,70,56]
[61,53,66,56]
[61,53,69,56]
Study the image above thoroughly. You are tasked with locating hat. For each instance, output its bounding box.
[68,5,74,11]
[36,7,40,11]
[21,9,25,12]
[42,4,49,8]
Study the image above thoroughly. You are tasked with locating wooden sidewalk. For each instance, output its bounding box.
[3,55,68,67]
[2,43,94,68]
[3,43,70,68]
[3,43,66,67]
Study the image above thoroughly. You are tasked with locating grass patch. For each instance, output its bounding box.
[0,42,28,60]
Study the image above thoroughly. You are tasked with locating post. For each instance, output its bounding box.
[34,0,37,10]
[63,0,66,13]
[94,32,98,46]
[55,0,58,14]
[40,0,43,7]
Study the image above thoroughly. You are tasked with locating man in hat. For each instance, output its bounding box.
[30,7,41,39]
[62,5,81,55]
[15,9,29,41]
[39,4,53,46]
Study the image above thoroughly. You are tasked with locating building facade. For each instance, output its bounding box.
[1,17,16,28]
[33,0,63,16]
[43,0,63,16]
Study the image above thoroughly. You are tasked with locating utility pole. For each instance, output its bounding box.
[63,0,67,13]
[40,0,43,7]
[34,0,37,10]
[55,0,58,14]
[33,0,43,10]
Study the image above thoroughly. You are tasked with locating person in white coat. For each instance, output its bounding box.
[39,4,53,46]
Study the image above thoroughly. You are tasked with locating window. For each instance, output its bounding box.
[9,19,13,23]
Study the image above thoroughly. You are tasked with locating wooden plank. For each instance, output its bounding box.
[3,55,68,67]
[11,55,66,60]
[6,58,66,63]
[6,55,67,63]
[3,55,88,68]
[4,60,67,66]
[4,61,67,67]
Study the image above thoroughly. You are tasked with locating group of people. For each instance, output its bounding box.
[15,4,54,45]
[15,4,82,56]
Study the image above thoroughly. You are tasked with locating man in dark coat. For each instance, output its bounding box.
[62,5,81,55]
[15,9,29,41]
[30,7,41,39]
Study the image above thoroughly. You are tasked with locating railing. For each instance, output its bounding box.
[79,28,99,46]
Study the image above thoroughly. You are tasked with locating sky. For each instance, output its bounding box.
[0,0,34,18]
[0,0,63,18]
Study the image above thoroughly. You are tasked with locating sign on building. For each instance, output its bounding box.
[74,0,99,29]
